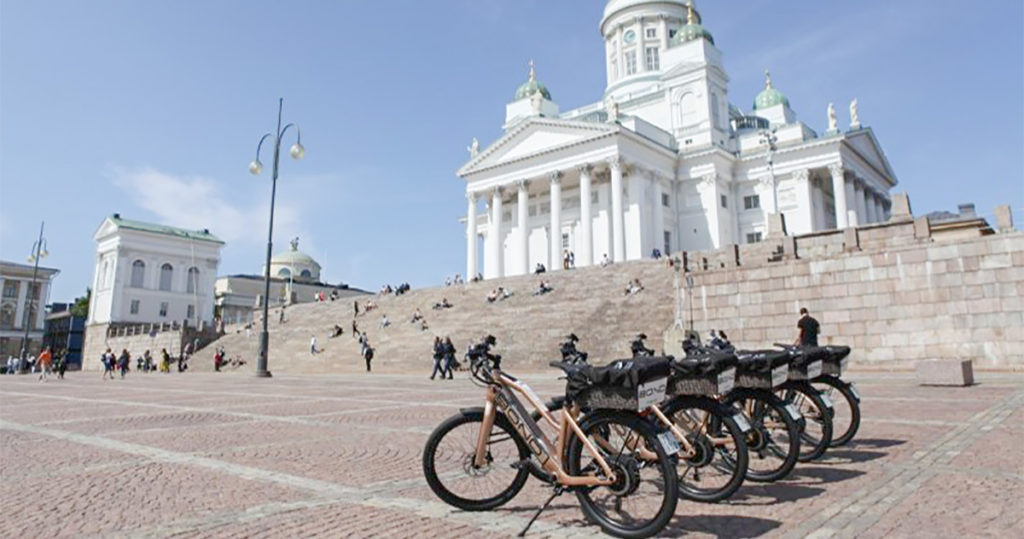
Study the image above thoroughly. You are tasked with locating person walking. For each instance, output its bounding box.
[430,337,444,380]
[101,348,115,380]
[795,308,821,347]
[310,335,319,355]
[160,348,171,373]
[37,347,53,381]
[441,336,456,379]
[118,349,130,379]
[56,349,68,379]
[142,350,153,372]
[359,334,373,372]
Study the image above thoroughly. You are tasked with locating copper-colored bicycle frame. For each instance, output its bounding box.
[474,372,616,488]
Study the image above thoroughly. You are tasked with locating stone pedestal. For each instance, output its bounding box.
[915,360,974,386]
[995,205,1014,233]
[662,325,688,359]
[890,193,913,221]
[766,212,787,238]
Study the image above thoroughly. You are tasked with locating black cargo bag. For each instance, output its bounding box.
[669,350,738,396]
[735,350,790,389]
[566,356,671,410]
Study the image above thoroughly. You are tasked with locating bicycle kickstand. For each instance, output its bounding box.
[517,486,564,537]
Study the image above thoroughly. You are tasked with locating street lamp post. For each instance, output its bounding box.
[19,221,48,373]
[760,128,779,213]
[248,98,304,378]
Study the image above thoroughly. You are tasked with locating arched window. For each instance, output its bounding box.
[300,269,312,279]
[278,268,291,278]
[131,260,146,288]
[186,267,200,293]
[680,92,698,126]
[160,263,173,291]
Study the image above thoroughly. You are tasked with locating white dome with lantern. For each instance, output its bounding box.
[266,237,321,283]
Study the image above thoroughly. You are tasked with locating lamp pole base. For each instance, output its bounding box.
[254,370,273,378]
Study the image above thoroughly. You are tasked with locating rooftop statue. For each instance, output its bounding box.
[290,237,300,251]
[850,99,860,128]
[605,98,620,123]
[467,137,480,158]
[828,102,838,132]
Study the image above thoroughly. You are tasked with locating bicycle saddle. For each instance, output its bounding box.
[549,361,586,376]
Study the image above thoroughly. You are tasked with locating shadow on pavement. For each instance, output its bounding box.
[848,438,906,449]
[661,514,782,538]
[821,449,888,464]
[729,483,825,505]
[787,466,866,485]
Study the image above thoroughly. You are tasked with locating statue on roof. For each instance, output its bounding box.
[850,99,860,129]
[467,137,480,158]
[827,102,838,132]
[290,237,300,251]
[605,97,620,123]
[530,89,544,115]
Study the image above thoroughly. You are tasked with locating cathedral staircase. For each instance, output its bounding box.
[194,259,680,374]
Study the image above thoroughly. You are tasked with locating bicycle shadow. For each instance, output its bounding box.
[785,466,866,486]
[727,483,825,506]
[846,438,906,449]
[659,514,782,538]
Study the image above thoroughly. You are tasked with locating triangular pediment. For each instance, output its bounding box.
[458,118,616,177]
[845,129,897,180]
[93,217,119,241]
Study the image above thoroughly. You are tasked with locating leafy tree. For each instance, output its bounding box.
[70,288,90,318]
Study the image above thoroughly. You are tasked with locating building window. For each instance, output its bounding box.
[159,263,174,291]
[721,195,728,208]
[645,28,657,39]
[645,47,660,71]
[3,281,18,298]
[130,300,140,315]
[278,268,291,278]
[561,233,570,249]
[158,302,168,317]
[131,260,146,288]
[746,232,763,244]
[186,267,199,293]
[663,231,671,255]
[744,195,760,210]
[669,29,677,39]
[27,283,40,300]
[300,269,312,279]
[661,193,670,207]
[187,304,195,320]
[625,51,637,75]
[0,305,14,329]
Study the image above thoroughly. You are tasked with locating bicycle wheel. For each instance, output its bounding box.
[661,396,749,503]
[565,410,679,539]
[722,388,800,483]
[422,408,531,511]
[812,376,861,446]
[778,381,833,462]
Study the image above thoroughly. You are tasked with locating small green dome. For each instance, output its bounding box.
[515,61,551,101]
[671,22,714,45]
[753,70,789,110]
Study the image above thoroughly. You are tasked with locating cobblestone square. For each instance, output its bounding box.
[1,371,1021,538]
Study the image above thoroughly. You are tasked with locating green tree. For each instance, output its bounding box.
[70,287,90,318]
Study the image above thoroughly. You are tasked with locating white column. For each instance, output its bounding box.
[578,165,593,267]
[610,157,625,261]
[549,172,562,271]
[854,179,868,226]
[616,25,625,79]
[516,180,529,275]
[865,189,878,224]
[792,169,813,234]
[829,163,849,229]
[652,176,664,254]
[845,178,859,227]
[636,16,645,73]
[491,187,504,278]
[466,192,477,279]
[659,15,668,50]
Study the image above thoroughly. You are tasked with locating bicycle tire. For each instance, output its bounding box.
[565,410,679,539]
[778,380,833,462]
[721,388,800,483]
[661,395,749,503]
[812,376,861,446]
[422,408,531,511]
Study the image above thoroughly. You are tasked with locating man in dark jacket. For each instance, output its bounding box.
[795,308,820,346]
[630,334,654,357]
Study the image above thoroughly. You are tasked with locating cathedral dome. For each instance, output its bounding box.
[754,70,789,110]
[268,238,321,282]
[514,61,551,101]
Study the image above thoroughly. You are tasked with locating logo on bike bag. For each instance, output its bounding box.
[807,361,822,379]
[717,368,735,394]
[771,365,788,387]
[637,377,668,411]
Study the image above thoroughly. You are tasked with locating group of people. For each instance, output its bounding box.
[312,290,342,302]
[443,274,464,286]
[213,347,246,371]
[5,348,69,380]
[377,283,411,296]
[101,347,180,379]
[534,280,554,296]
[429,336,458,379]
[486,287,513,303]
[624,278,645,296]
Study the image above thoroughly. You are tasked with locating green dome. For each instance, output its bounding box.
[514,62,551,101]
[753,70,789,110]
[671,1,714,46]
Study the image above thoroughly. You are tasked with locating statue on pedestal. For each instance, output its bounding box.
[605,98,620,123]
[466,138,480,158]
[827,102,838,132]
[530,89,544,115]
[850,99,860,129]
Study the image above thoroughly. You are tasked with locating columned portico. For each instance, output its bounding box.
[792,169,813,233]
[489,188,504,278]
[829,164,849,229]
[516,181,529,274]
[865,188,878,224]
[609,157,625,261]
[854,179,868,226]
[549,172,563,270]
[466,192,478,278]
[578,166,594,266]
[651,175,664,254]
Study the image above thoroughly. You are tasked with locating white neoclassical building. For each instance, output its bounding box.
[458,0,898,279]
[88,214,223,326]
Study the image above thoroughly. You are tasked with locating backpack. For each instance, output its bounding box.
[365,348,374,361]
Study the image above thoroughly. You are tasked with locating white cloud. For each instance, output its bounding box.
[107,166,301,245]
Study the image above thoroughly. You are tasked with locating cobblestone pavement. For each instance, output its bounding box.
[1,371,1022,538]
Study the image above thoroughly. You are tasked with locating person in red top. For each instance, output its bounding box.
[37,347,53,381]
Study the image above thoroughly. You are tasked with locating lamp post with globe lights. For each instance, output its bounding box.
[248,98,304,378]
[19,221,48,374]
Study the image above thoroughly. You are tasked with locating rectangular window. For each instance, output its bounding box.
[561,233,570,249]
[645,28,656,39]
[2,281,18,298]
[663,231,671,255]
[625,51,637,75]
[645,47,660,71]
[27,283,40,300]
[669,29,677,39]
[130,300,140,315]
[159,302,168,318]
[720,195,728,208]
[661,193,670,207]
[187,305,195,320]
[746,232,763,244]
[744,195,760,210]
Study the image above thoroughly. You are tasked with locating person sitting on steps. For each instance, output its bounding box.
[534,281,554,296]
[630,333,655,358]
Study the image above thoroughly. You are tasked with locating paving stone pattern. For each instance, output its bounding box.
[2,372,1022,538]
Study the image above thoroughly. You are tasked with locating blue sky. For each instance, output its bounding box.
[2,0,1022,302]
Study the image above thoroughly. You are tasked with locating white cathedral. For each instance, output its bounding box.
[458,0,898,279]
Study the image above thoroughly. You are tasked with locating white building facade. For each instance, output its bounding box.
[458,0,899,279]
[0,261,59,359]
[87,214,223,326]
